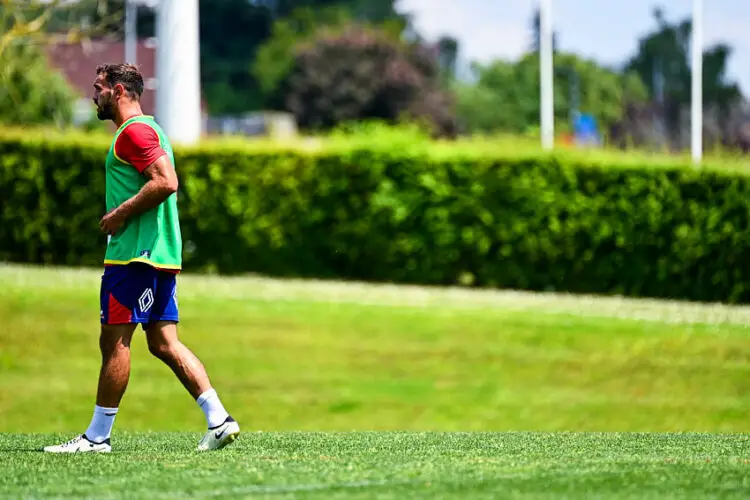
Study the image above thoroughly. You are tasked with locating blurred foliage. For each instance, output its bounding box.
[0,0,100,127]
[324,120,437,146]
[454,52,649,135]
[453,6,748,152]
[619,8,746,151]
[282,25,457,137]
[529,6,559,53]
[199,0,406,115]
[253,5,408,108]
[252,6,356,109]
[435,35,459,82]
[12,1,749,152]
[4,126,750,303]
[197,0,273,114]
[42,0,130,36]
[626,8,742,114]
[1,0,123,50]
[0,43,77,126]
[35,0,407,116]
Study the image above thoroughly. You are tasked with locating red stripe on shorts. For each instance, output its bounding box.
[108,292,132,324]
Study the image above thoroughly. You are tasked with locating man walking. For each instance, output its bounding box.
[44,63,239,453]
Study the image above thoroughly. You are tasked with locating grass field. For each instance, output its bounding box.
[2,263,750,498]
[3,432,750,498]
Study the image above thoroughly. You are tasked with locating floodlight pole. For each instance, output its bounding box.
[156,0,202,145]
[125,0,137,64]
[691,0,703,163]
[540,0,554,150]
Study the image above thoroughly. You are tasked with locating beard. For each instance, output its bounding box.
[96,98,115,121]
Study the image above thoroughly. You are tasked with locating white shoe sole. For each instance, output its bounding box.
[198,423,240,451]
[215,429,240,450]
[43,446,111,453]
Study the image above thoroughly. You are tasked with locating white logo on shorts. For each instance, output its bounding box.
[138,288,154,313]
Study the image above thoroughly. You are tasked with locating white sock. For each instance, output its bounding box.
[85,405,118,443]
[196,388,230,428]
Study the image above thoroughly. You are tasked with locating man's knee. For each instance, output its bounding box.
[99,324,135,359]
[146,321,180,360]
[147,336,174,360]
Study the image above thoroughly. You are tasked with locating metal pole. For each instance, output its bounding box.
[125,0,137,64]
[156,0,202,145]
[691,0,703,163]
[540,0,554,150]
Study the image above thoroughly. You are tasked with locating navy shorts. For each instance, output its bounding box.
[100,263,179,328]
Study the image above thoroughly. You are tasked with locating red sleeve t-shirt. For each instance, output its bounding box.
[114,122,167,172]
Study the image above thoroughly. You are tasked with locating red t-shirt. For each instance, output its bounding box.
[114,122,167,172]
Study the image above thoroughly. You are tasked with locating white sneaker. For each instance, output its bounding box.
[43,434,111,453]
[197,416,240,451]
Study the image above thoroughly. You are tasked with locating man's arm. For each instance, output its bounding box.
[100,155,178,235]
[116,155,177,215]
[100,123,178,235]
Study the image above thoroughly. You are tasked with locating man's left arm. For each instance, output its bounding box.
[100,124,178,235]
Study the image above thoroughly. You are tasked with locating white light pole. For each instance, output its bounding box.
[124,0,137,64]
[691,0,703,163]
[156,0,202,145]
[540,0,554,150]
[125,0,161,65]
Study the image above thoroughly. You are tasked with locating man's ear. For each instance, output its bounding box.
[113,83,126,99]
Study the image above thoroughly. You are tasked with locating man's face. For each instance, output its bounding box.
[93,73,116,121]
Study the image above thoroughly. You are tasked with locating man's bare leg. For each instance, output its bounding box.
[96,324,138,407]
[145,321,212,398]
[145,320,238,450]
[145,320,239,450]
[85,323,137,442]
[44,323,136,452]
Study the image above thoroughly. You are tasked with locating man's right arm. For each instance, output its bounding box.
[109,155,178,224]
[101,124,178,235]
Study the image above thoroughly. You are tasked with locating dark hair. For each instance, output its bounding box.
[96,63,144,100]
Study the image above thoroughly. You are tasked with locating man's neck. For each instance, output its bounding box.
[114,105,144,128]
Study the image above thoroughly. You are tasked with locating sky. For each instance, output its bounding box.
[395,0,750,94]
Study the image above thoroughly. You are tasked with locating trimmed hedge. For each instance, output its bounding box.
[2,128,750,303]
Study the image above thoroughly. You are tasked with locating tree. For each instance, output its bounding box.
[283,25,457,136]
[269,0,401,22]
[624,8,743,149]
[44,0,136,37]
[0,42,77,126]
[0,0,113,127]
[252,5,355,109]
[34,0,261,114]
[253,4,407,109]
[1,0,128,48]
[436,35,458,81]
[454,52,648,135]
[34,0,412,115]
[529,7,558,53]
[197,0,273,114]
[200,0,407,114]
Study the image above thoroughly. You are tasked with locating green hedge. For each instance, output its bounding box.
[2,128,750,303]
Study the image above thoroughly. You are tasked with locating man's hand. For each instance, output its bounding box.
[100,208,127,235]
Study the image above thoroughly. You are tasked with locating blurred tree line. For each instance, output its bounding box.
[617,8,749,152]
[1,1,748,151]
[455,7,749,151]
[0,0,102,126]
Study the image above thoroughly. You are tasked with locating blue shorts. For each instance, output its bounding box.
[100,263,179,328]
